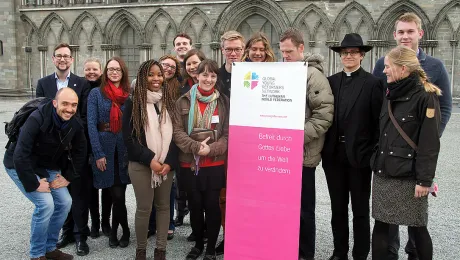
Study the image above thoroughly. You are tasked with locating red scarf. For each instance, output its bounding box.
[104,80,129,133]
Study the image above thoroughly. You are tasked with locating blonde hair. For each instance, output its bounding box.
[220,30,245,49]
[386,46,441,95]
[242,32,276,62]
[83,57,102,70]
[395,12,422,31]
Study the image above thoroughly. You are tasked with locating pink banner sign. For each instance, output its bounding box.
[225,62,308,260]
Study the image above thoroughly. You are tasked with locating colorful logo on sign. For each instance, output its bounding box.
[244,71,259,90]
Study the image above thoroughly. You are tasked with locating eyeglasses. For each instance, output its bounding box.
[224,48,243,54]
[107,67,122,73]
[161,63,176,71]
[340,51,361,57]
[54,54,72,60]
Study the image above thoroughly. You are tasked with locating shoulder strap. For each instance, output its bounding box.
[387,100,418,151]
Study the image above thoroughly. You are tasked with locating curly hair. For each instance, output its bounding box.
[131,59,172,143]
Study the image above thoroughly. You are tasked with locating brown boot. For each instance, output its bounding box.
[45,249,74,260]
[30,257,46,260]
[154,248,166,260]
[135,248,146,260]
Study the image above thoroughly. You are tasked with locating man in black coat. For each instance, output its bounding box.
[36,43,91,255]
[322,33,383,260]
[3,87,87,260]
[36,43,90,124]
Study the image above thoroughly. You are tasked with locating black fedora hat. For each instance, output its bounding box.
[330,33,373,53]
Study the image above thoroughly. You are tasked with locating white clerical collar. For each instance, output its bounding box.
[343,66,361,77]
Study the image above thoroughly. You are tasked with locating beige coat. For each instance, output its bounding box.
[303,54,334,167]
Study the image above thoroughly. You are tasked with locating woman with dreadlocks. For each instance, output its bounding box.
[87,57,131,249]
[174,59,230,260]
[146,55,183,241]
[122,59,178,260]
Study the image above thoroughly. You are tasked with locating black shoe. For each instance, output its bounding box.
[185,247,203,260]
[56,233,75,249]
[101,223,111,237]
[119,229,130,248]
[167,230,175,240]
[328,256,346,260]
[90,226,100,239]
[215,240,224,256]
[407,256,419,260]
[109,229,119,248]
[187,232,196,242]
[203,254,216,260]
[175,216,185,227]
[76,241,89,256]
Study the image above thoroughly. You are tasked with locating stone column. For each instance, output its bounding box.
[69,45,79,74]
[325,41,338,76]
[160,43,167,57]
[450,40,458,96]
[194,43,202,50]
[25,46,33,94]
[100,44,118,65]
[210,42,221,65]
[367,40,384,73]
[87,45,93,55]
[139,43,152,63]
[38,45,48,78]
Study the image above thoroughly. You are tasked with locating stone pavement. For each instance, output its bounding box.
[0,98,459,260]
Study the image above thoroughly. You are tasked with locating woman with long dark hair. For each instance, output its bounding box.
[123,59,177,260]
[87,57,131,249]
[181,49,206,95]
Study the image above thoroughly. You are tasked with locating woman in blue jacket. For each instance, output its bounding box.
[87,56,131,248]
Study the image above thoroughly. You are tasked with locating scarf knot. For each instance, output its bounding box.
[104,81,129,133]
[187,84,220,135]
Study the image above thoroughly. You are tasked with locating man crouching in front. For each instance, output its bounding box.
[3,87,87,260]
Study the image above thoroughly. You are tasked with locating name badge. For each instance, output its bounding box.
[211,115,219,124]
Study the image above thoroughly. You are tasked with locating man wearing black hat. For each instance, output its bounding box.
[322,33,383,260]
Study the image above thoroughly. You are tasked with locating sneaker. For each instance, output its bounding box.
[45,249,74,260]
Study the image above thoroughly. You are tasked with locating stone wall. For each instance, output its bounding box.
[4,0,460,96]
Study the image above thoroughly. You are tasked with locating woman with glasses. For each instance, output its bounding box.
[87,57,131,249]
[145,55,182,241]
[242,32,276,62]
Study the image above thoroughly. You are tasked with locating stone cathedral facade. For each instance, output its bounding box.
[1,0,460,97]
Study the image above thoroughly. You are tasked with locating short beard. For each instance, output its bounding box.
[56,66,70,73]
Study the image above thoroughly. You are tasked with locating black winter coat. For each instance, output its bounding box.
[3,100,87,192]
[122,98,178,169]
[371,82,441,187]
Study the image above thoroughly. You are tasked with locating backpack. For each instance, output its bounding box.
[4,97,50,149]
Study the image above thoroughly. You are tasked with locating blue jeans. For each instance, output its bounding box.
[5,168,72,258]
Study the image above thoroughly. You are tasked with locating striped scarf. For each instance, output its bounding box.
[187,84,219,135]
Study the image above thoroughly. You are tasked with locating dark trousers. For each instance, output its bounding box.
[61,165,90,242]
[175,167,189,217]
[109,184,128,233]
[323,146,372,259]
[387,225,419,259]
[149,179,177,231]
[87,165,112,229]
[373,221,432,260]
[299,166,316,258]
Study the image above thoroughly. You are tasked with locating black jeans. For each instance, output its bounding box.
[175,167,189,217]
[373,221,432,260]
[323,146,372,259]
[299,166,316,258]
[61,164,90,242]
[87,165,112,229]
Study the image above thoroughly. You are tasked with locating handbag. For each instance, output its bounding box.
[189,128,217,144]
